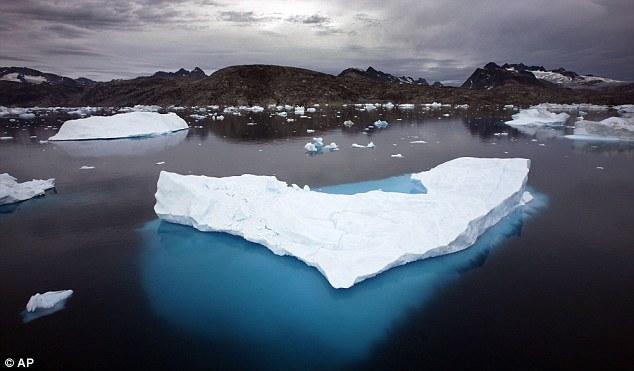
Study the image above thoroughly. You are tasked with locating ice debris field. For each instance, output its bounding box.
[48,111,189,141]
[505,106,634,141]
[155,157,532,289]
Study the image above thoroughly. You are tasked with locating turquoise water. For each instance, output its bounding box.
[140,178,545,369]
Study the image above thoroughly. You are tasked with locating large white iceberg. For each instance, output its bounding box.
[0,173,55,205]
[155,157,531,289]
[48,112,189,141]
[505,108,570,127]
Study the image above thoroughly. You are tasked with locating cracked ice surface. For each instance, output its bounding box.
[154,157,531,288]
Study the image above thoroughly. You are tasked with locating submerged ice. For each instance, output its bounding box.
[49,112,189,141]
[154,157,531,288]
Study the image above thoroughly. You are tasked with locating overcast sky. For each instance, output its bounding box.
[1,0,633,84]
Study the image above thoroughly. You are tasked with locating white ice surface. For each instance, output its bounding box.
[26,290,73,312]
[505,108,570,127]
[48,112,189,141]
[564,116,634,141]
[155,157,531,289]
[0,173,55,205]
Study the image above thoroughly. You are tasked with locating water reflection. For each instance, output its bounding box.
[53,130,189,157]
[140,177,545,369]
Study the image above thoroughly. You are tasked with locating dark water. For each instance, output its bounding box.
[1,105,633,370]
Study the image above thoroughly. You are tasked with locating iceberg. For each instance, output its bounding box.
[49,112,189,141]
[154,157,531,289]
[505,108,570,127]
[564,116,634,141]
[374,120,388,128]
[0,173,55,205]
[304,137,337,153]
[26,290,73,312]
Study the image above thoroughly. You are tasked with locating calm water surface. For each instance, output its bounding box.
[1,105,633,370]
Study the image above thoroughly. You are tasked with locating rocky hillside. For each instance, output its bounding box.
[152,67,207,79]
[1,64,632,107]
[463,62,629,90]
[338,66,444,86]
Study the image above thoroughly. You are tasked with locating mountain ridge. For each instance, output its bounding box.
[1,64,632,107]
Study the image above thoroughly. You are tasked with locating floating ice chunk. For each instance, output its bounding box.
[304,142,317,152]
[0,136,13,140]
[156,161,166,165]
[26,290,73,312]
[505,108,570,127]
[323,142,338,150]
[119,105,161,113]
[423,102,442,108]
[391,153,403,158]
[374,120,388,128]
[212,115,225,121]
[398,104,415,109]
[530,103,609,111]
[455,104,469,109]
[409,140,427,143]
[383,102,395,109]
[351,142,374,148]
[48,112,188,141]
[343,120,354,127]
[0,173,55,205]
[306,107,317,113]
[276,112,288,117]
[154,157,531,288]
[19,112,35,120]
[504,104,514,109]
[564,116,634,141]
[306,129,315,133]
[614,104,634,113]
[294,106,305,115]
[79,166,95,169]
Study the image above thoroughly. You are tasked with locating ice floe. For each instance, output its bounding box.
[0,173,55,205]
[505,108,570,127]
[49,112,189,141]
[26,290,74,312]
[564,116,634,141]
[351,142,375,148]
[155,157,531,289]
[374,120,388,128]
[304,138,338,153]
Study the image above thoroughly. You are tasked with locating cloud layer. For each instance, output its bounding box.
[1,0,632,84]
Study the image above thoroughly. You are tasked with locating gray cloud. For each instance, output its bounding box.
[219,11,278,24]
[287,14,330,25]
[0,0,632,83]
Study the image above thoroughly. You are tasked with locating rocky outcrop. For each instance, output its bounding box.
[461,62,547,90]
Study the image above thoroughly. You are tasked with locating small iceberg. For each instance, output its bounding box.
[564,116,634,141]
[155,157,531,289]
[505,108,570,127]
[0,173,55,205]
[374,120,388,128]
[351,142,375,148]
[49,112,189,141]
[304,138,338,153]
[22,290,73,323]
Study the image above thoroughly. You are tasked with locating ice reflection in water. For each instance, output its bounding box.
[140,175,545,369]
